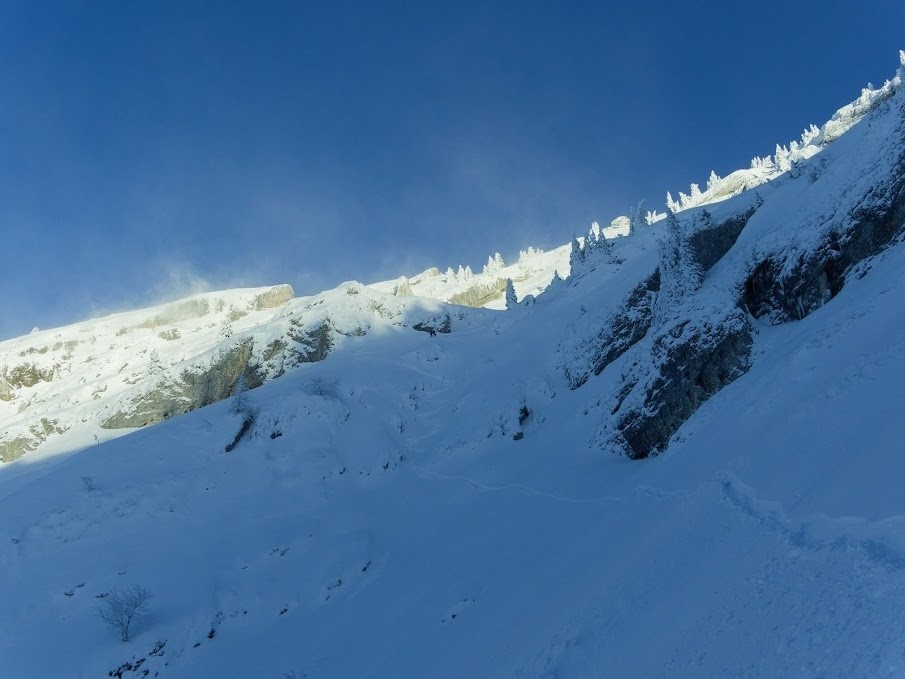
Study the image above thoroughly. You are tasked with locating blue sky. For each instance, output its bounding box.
[1,1,903,339]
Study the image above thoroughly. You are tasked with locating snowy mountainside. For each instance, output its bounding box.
[3,49,897,466]
[0,53,905,678]
[0,282,486,463]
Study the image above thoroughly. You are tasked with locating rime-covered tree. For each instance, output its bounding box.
[666,191,680,213]
[775,144,792,172]
[484,252,505,276]
[594,231,614,262]
[629,201,647,235]
[568,236,584,278]
[656,212,702,317]
[504,279,518,310]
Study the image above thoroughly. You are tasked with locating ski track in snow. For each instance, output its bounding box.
[718,471,905,572]
[410,464,623,505]
[412,459,905,575]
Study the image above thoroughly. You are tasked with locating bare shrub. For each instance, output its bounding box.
[96,584,152,642]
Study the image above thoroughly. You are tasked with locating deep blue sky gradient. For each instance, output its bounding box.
[2,1,903,338]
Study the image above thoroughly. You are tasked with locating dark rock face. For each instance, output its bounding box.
[591,272,661,378]
[413,315,452,336]
[742,115,905,325]
[688,206,758,273]
[744,171,905,323]
[615,311,753,459]
[565,271,661,390]
[289,319,334,362]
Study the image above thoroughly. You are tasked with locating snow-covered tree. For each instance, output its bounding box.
[646,209,665,225]
[629,201,646,235]
[666,191,680,213]
[656,212,702,317]
[504,279,518,310]
[775,144,792,173]
[484,253,505,276]
[568,236,584,274]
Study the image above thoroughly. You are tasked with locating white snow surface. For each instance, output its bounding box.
[1,53,905,678]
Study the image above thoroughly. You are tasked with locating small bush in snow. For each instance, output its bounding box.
[96,584,152,642]
[308,376,339,399]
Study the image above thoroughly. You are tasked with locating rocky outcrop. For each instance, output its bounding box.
[101,316,337,430]
[613,310,753,459]
[688,205,759,273]
[744,170,905,323]
[448,279,508,307]
[0,277,485,461]
[252,284,294,310]
[289,318,334,361]
[0,418,68,462]
[3,363,55,389]
[413,314,452,336]
[134,298,212,330]
[101,341,262,429]
[0,437,35,462]
[564,271,660,389]
[0,375,13,402]
[599,171,905,459]
[583,85,905,460]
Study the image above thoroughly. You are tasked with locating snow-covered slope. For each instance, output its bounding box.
[1,53,905,679]
[0,282,486,463]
